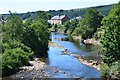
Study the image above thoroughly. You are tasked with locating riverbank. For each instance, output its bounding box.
[72,54,101,70]
[71,36,102,70]
[7,58,51,79]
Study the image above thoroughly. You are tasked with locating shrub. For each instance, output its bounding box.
[2,41,33,76]
[2,47,32,76]
[100,63,110,78]
[100,61,120,79]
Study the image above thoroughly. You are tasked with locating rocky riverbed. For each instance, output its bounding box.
[2,58,75,79]
[4,58,50,79]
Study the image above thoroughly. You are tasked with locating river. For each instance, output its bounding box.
[47,32,100,78]
[3,32,101,79]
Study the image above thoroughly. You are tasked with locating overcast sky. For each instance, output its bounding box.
[0,0,119,14]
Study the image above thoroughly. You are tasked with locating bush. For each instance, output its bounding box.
[100,61,120,79]
[100,63,110,78]
[2,47,32,76]
[109,62,120,78]
[2,41,33,76]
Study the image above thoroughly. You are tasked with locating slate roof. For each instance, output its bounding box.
[51,15,66,20]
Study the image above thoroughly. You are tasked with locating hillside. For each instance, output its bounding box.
[1,4,114,20]
[47,4,113,19]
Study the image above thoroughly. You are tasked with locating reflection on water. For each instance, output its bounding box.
[47,32,101,78]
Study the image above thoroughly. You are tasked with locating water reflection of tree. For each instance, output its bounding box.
[84,44,103,63]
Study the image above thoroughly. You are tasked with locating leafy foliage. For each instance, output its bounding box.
[2,48,31,75]
[23,19,49,57]
[100,63,110,77]
[73,9,103,39]
[2,11,50,76]
[93,28,104,40]
[101,3,120,64]
[100,62,120,79]
[35,11,51,20]
[64,19,79,34]
[100,3,120,79]
[2,14,23,42]
[54,24,58,32]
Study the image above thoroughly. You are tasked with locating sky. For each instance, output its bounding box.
[0,0,119,14]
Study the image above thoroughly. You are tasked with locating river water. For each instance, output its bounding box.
[47,32,100,78]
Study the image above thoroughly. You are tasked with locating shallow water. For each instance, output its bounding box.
[47,32,100,78]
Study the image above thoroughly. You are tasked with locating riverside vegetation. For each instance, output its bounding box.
[1,11,50,76]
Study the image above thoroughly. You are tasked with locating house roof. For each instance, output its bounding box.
[51,15,66,20]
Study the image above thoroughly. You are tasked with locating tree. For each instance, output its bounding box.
[69,19,79,34]
[64,21,71,33]
[2,14,23,42]
[22,18,49,58]
[101,3,120,64]
[35,11,51,20]
[73,9,103,39]
[64,19,79,34]
[54,24,58,32]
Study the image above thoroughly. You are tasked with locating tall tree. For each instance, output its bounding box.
[64,19,79,34]
[101,3,120,64]
[74,9,103,39]
[2,14,23,42]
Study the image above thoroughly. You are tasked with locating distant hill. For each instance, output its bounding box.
[47,4,114,19]
[1,4,114,20]
[1,12,36,20]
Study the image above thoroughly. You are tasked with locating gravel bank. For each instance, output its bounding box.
[72,54,101,70]
[11,58,50,79]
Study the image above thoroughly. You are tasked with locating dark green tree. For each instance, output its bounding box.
[22,11,50,57]
[64,21,71,33]
[36,11,51,20]
[54,24,58,32]
[69,19,79,34]
[73,9,103,39]
[2,14,23,42]
[64,19,79,34]
[101,3,120,64]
